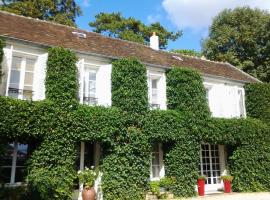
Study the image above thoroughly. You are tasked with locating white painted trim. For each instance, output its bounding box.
[10,142,18,184]
[5,45,13,96]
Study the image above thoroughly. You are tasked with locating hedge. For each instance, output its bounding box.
[0,45,269,200]
[245,83,270,123]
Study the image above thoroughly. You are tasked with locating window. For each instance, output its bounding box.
[0,143,29,184]
[150,144,164,180]
[83,66,98,106]
[8,55,36,100]
[149,77,160,109]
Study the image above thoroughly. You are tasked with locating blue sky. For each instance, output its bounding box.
[75,0,270,51]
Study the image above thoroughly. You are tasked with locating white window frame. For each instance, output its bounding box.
[78,142,101,200]
[81,63,99,106]
[1,142,28,185]
[6,53,37,100]
[148,73,162,110]
[150,143,165,181]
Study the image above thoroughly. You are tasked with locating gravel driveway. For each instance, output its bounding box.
[177,192,270,200]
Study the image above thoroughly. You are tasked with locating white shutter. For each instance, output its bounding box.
[209,85,225,117]
[77,59,84,104]
[1,46,13,96]
[34,53,47,100]
[159,73,167,110]
[96,64,112,106]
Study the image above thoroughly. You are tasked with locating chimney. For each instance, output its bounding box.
[150,32,159,50]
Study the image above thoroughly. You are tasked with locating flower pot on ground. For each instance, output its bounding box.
[197,175,206,196]
[221,175,233,193]
[78,167,98,200]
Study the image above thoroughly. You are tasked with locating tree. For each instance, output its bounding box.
[202,7,270,82]
[0,0,81,27]
[171,49,201,57]
[89,12,182,49]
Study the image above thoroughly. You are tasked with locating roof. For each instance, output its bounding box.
[0,11,258,83]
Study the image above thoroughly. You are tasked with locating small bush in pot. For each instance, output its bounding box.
[78,167,98,200]
[221,175,233,193]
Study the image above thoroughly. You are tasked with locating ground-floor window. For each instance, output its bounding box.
[150,143,165,180]
[76,142,102,200]
[0,142,29,185]
[200,144,226,192]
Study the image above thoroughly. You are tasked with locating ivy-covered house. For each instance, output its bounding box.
[0,11,269,200]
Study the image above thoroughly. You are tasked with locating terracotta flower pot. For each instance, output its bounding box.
[82,186,96,200]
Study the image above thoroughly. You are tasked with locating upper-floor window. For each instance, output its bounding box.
[83,65,98,106]
[7,55,36,100]
[205,83,246,118]
[149,78,160,109]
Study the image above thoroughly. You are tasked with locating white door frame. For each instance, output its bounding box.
[200,144,226,192]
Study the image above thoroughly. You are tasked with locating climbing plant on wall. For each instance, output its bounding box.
[0,43,269,200]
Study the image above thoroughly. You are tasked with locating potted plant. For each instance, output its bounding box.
[159,176,176,199]
[197,175,206,196]
[221,175,233,193]
[78,167,98,200]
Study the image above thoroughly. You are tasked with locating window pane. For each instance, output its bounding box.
[11,56,22,70]
[0,167,11,183]
[89,72,96,81]
[9,70,20,87]
[151,79,157,89]
[25,58,35,72]
[24,72,34,86]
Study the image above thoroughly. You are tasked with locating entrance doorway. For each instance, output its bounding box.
[200,144,226,192]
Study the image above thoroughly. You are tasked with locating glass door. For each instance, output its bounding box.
[200,144,223,192]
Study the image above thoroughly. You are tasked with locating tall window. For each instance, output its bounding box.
[83,67,97,105]
[149,77,160,109]
[8,55,36,100]
[0,143,29,184]
[151,144,164,180]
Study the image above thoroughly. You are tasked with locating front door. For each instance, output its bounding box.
[200,144,225,192]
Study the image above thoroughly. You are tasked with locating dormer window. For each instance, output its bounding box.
[7,55,36,100]
[83,66,98,106]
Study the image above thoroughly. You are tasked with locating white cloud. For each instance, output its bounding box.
[162,0,270,31]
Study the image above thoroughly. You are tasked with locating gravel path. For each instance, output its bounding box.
[176,192,270,200]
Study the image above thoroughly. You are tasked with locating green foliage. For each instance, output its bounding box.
[46,47,78,107]
[0,38,4,81]
[202,7,270,82]
[0,0,81,27]
[245,83,270,123]
[112,58,148,115]
[0,48,269,200]
[166,67,210,117]
[171,49,202,57]
[89,12,182,49]
[160,177,176,191]
[78,167,98,187]
[221,175,233,182]
[149,181,160,195]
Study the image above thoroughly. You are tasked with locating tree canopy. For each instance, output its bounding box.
[89,12,182,49]
[171,49,201,57]
[0,0,81,27]
[202,7,270,82]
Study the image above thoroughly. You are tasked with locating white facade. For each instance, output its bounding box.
[0,39,249,195]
